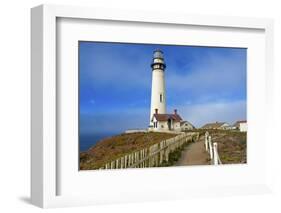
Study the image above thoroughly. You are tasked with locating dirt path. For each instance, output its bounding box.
[175,136,209,166]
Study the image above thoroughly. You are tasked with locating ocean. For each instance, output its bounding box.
[79,132,117,152]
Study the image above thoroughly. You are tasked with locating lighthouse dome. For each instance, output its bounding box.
[151,49,166,69]
[153,50,164,59]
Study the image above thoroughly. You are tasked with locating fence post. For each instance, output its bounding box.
[128,154,131,167]
[132,153,135,165]
[111,161,115,169]
[134,152,137,167]
[124,156,127,168]
[205,132,209,152]
[141,150,143,167]
[145,148,148,167]
[165,147,169,162]
[213,143,218,165]
[136,151,139,168]
[142,149,145,168]
[208,135,213,160]
[105,163,109,169]
[121,157,124,169]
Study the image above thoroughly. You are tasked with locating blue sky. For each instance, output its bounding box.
[79,41,246,135]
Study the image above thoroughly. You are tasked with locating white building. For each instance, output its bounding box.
[151,109,183,132]
[180,121,195,131]
[233,120,247,132]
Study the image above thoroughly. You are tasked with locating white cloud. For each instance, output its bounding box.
[82,100,247,133]
[172,100,247,128]
[166,50,246,99]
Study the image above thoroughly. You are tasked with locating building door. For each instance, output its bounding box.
[168,119,172,130]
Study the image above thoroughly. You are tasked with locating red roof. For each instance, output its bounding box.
[153,113,182,122]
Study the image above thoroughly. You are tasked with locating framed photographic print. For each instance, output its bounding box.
[78,42,247,170]
[31,4,274,208]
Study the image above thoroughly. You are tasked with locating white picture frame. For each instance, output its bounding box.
[31,4,274,208]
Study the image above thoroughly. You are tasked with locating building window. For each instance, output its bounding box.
[160,94,163,103]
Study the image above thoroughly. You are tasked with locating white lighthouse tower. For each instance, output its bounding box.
[149,50,167,127]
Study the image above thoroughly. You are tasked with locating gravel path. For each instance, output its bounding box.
[175,136,209,166]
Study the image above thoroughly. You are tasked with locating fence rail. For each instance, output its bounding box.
[205,132,222,165]
[100,132,199,169]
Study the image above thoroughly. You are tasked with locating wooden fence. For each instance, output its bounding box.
[99,132,199,169]
[204,132,222,165]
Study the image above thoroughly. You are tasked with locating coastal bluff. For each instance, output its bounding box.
[80,132,177,170]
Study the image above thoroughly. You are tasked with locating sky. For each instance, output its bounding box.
[79,41,246,135]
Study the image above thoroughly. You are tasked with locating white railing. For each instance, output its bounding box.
[99,132,199,169]
[204,132,222,165]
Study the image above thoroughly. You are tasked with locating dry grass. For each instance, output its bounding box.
[209,130,247,164]
[80,132,177,170]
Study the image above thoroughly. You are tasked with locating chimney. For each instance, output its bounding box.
[155,108,158,114]
[174,109,177,114]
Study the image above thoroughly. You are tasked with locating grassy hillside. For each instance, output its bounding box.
[207,130,247,164]
[80,132,177,170]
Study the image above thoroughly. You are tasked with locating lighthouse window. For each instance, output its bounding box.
[160,94,163,102]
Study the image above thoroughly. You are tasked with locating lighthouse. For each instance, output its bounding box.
[149,50,167,127]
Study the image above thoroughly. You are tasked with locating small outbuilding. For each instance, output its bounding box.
[233,120,247,132]
[201,122,230,130]
[180,121,195,131]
